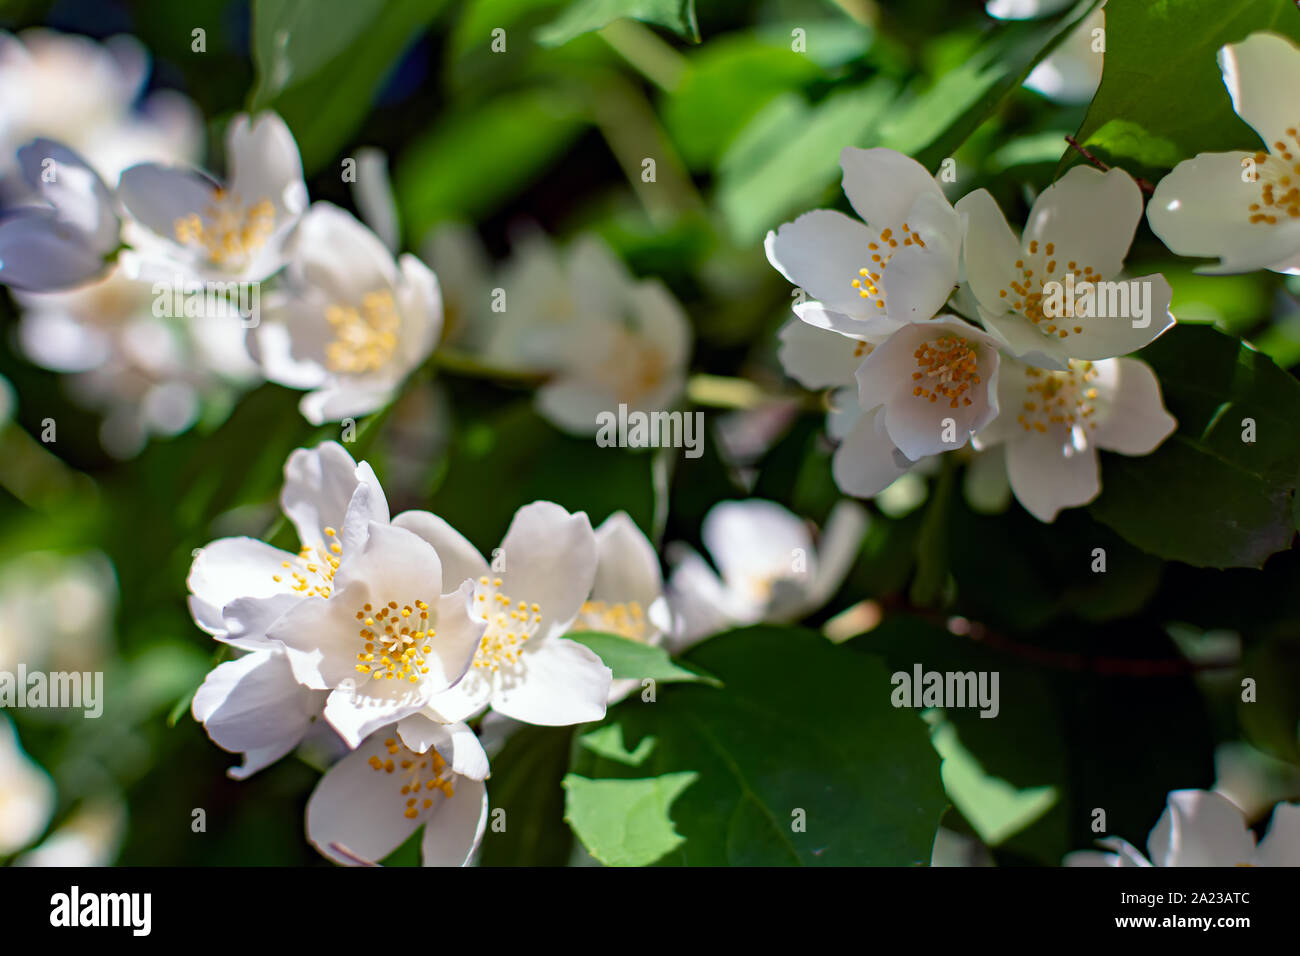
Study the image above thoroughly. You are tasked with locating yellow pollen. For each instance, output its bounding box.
[325,289,401,374]
[172,188,275,268]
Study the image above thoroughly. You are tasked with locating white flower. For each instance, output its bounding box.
[118,111,307,282]
[0,30,200,184]
[665,498,867,650]
[1066,790,1300,867]
[957,165,1174,368]
[248,202,441,424]
[973,355,1176,522]
[765,147,962,336]
[567,512,671,703]
[485,233,632,371]
[1147,32,1300,275]
[392,501,611,726]
[535,279,691,436]
[0,713,54,856]
[191,648,326,780]
[187,441,389,653]
[305,713,489,866]
[13,264,258,457]
[1023,9,1105,106]
[985,0,1073,18]
[0,139,120,291]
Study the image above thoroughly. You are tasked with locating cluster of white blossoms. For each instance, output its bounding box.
[769,143,1179,523]
[0,31,443,445]
[188,441,866,864]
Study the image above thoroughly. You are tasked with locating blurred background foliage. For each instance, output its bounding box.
[0,0,1298,866]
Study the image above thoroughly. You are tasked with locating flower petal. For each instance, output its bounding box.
[1024,166,1143,282]
[498,502,597,641]
[765,209,879,317]
[777,318,866,389]
[391,510,491,590]
[1004,433,1100,522]
[839,146,946,229]
[305,734,421,866]
[832,406,913,497]
[492,637,611,726]
[420,776,488,867]
[1146,789,1258,867]
[1091,357,1177,455]
[1219,32,1300,155]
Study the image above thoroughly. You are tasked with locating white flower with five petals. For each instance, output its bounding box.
[248,201,441,424]
[765,147,962,337]
[1147,33,1300,275]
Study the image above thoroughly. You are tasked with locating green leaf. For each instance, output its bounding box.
[567,631,719,685]
[394,88,586,241]
[255,0,448,172]
[569,626,947,865]
[562,772,697,866]
[661,33,822,170]
[1067,0,1300,179]
[250,0,390,107]
[880,1,1101,170]
[1090,325,1300,568]
[478,725,576,865]
[716,79,898,245]
[578,724,657,766]
[536,0,699,47]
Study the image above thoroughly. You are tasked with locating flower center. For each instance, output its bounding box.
[910,335,980,409]
[353,599,436,683]
[1247,134,1300,224]
[471,576,541,672]
[572,600,648,642]
[271,526,342,597]
[851,223,927,310]
[325,290,401,374]
[368,737,455,820]
[173,188,275,268]
[998,240,1100,340]
[1015,361,1100,435]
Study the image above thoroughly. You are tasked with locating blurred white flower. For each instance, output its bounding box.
[249,201,441,424]
[0,550,115,675]
[766,147,962,335]
[665,498,867,650]
[306,714,488,867]
[394,501,611,726]
[1148,32,1300,275]
[14,264,258,457]
[973,355,1175,522]
[0,29,201,185]
[419,221,494,352]
[0,140,120,291]
[119,111,307,283]
[567,511,671,703]
[0,713,54,856]
[1065,789,1300,866]
[15,796,126,867]
[956,165,1174,368]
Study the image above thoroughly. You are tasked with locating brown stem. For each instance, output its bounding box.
[1065,135,1156,196]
